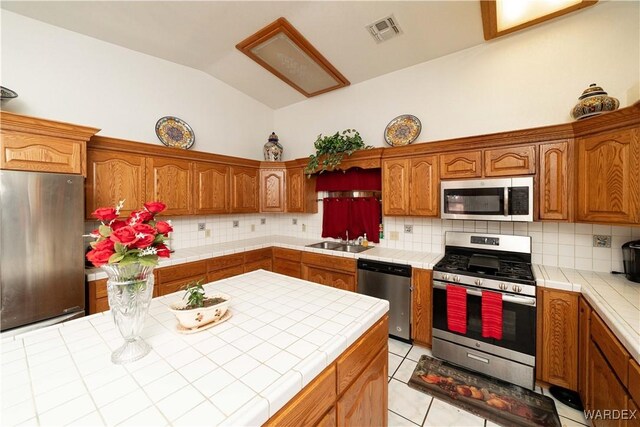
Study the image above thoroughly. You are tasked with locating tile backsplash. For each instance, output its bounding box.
[86,207,640,273]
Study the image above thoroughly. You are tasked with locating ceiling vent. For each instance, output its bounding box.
[367,15,402,43]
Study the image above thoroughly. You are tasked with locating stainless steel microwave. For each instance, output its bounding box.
[441,177,534,222]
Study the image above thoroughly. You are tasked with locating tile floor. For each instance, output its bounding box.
[386,338,590,427]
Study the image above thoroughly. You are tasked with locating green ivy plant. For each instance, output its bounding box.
[305,129,371,175]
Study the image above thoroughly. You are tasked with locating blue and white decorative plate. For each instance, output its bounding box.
[155,116,195,149]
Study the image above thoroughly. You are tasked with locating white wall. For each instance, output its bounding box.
[0,11,273,160]
[274,1,640,160]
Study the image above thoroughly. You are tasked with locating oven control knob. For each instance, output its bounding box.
[453,275,460,282]
[475,279,483,286]
[442,273,450,281]
[512,285,522,293]
[499,283,507,291]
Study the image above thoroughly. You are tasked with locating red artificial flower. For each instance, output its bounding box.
[156,243,171,258]
[91,207,118,223]
[155,221,173,236]
[128,209,153,224]
[144,201,166,214]
[133,234,155,249]
[90,228,100,237]
[110,226,138,246]
[94,239,115,252]
[86,248,114,267]
[110,220,128,231]
[132,223,156,235]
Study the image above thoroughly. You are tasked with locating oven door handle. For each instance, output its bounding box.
[433,282,536,306]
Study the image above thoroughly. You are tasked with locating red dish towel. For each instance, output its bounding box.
[446,285,467,334]
[482,290,503,340]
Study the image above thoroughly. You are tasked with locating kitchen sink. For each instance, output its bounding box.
[305,241,372,253]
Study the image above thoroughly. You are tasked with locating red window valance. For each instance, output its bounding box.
[315,168,381,192]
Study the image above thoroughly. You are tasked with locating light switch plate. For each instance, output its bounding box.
[302,224,306,232]
[251,224,255,232]
[593,235,611,248]
[390,231,399,241]
[205,229,211,238]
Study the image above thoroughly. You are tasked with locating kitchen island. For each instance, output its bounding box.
[1,270,389,426]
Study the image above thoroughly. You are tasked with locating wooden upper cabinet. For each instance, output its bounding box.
[286,167,317,213]
[539,141,570,221]
[409,155,439,216]
[0,112,99,176]
[260,169,285,212]
[86,149,146,218]
[193,162,229,215]
[439,150,482,179]
[146,157,193,216]
[576,128,640,224]
[231,166,258,213]
[540,288,579,391]
[382,159,410,215]
[484,145,536,177]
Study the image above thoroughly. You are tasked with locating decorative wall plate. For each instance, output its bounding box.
[384,114,421,146]
[0,86,18,100]
[155,116,195,149]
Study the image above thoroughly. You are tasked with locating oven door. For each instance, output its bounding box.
[441,178,510,221]
[432,281,536,358]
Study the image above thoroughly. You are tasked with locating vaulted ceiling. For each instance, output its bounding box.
[2,1,487,109]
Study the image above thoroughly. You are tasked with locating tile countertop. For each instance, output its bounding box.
[534,264,640,363]
[85,235,444,281]
[1,270,389,426]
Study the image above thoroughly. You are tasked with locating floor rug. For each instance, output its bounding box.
[408,355,561,427]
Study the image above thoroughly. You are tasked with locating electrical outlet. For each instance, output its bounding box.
[404,225,413,234]
[205,229,211,238]
[593,235,611,248]
[251,224,255,232]
[292,218,298,225]
[232,220,239,228]
[390,231,399,241]
[302,224,306,232]
[261,218,266,225]
[197,222,206,231]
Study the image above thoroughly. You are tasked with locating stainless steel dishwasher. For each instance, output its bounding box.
[357,259,412,342]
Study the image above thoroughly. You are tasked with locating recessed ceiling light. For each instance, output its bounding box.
[481,0,597,40]
[236,17,349,98]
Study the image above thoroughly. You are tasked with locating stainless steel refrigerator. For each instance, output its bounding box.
[1,170,85,333]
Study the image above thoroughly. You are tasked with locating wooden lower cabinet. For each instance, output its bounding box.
[159,275,206,296]
[411,269,432,346]
[337,347,388,427]
[207,265,244,282]
[244,258,272,273]
[578,297,591,407]
[273,258,302,278]
[589,340,629,427]
[539,288,579,390]
[301,252,357,292]
[266,316,388,427]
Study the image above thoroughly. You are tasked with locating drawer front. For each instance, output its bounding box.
[273,247,302,262]
[301,252,356,273]
[207,253,244,272]
[244,248,272,263]
[273,258,301,278]
[265,364,336,427]
[336,315,388,395]
[159,275,206,297]
[158,261,206,283]
[591,312,630,386]
[484,145,536,177]
[244,258,272,273]
[630,360,640,405]
[207,265,245,282]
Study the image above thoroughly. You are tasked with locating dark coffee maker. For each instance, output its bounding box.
[622,240,640,283]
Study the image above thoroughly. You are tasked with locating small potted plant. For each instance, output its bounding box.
[169,280,231,330]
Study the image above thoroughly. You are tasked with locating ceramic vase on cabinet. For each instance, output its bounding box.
[102,263,154,364]
[263,132,283,161]
[571,83,619,120]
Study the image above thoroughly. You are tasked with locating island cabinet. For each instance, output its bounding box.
[272,247,302,278]
[0,111,99,176]
[576,127,640,224]
[537,288,579,391]
[145,156,193,216]
[193,162,230,214]
[266,315,388,427]
[382,155,439,217]
[538,141,571,221]
[301,252,357,293]
[260,168,285,212]
[231,166,259,213]
[411,269,433,346]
